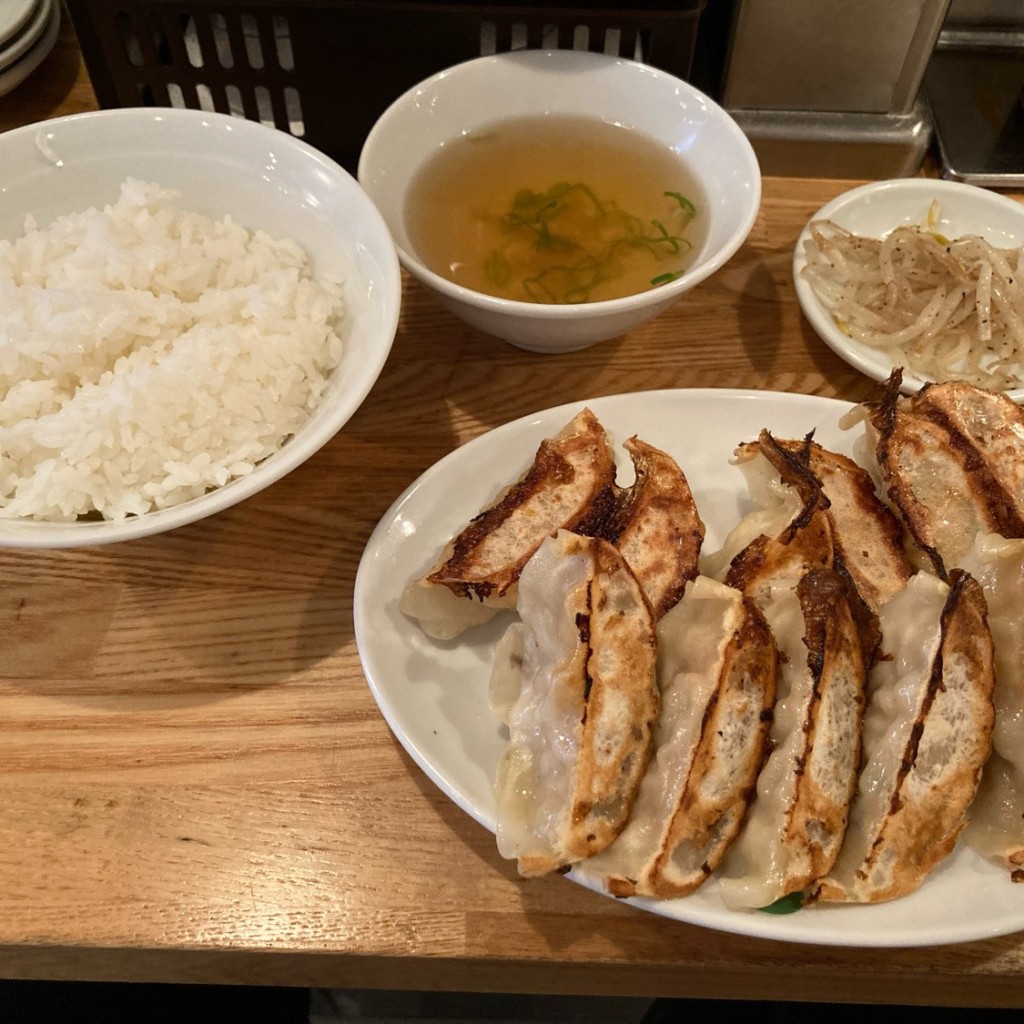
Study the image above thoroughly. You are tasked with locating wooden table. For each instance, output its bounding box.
[3,18,1024,1008]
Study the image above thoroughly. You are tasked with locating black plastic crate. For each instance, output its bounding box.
[64,0,709,170]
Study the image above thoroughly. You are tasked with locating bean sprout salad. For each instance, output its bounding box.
[799,201,1024,392]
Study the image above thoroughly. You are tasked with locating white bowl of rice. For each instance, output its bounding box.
[793,177,1024,400]
[0,108,401,547]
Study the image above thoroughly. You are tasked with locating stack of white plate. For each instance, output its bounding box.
[0,0,60,99]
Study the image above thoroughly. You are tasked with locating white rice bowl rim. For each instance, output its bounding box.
[0,108,401,548]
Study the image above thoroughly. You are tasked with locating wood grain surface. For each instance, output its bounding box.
[3,17,1024,1005]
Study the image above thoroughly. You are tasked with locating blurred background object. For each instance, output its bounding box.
[922,0,1024,185]
[0,0,60,98]
[62,0,708,171]
[716,0,949,178]
[59,0,1023,182]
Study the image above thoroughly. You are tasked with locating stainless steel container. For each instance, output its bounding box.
[719,0,950,177]
[922,0,1024,186]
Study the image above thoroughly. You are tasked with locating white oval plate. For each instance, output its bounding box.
[792,178,1024,400]
[354,388,1024,948]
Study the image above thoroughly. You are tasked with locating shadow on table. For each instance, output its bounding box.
[5,979,1023,1024]
[0,980,309,1024]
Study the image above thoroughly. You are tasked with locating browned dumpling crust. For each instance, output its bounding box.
[751,434,913,617]
[590,576,777,901]
[723,470,834,601]
[911,380,1024,539]
[785,569,868,883]
[563,535,660,865]
[856,376,1023,885]
[817,570,996,904]
[867,374,1016,576]
[428,408,617,602]
[402,408,621,639]
[599,435,705,619]
[626,594,776,898]
[494,531,658,878]
[716,566,867,909]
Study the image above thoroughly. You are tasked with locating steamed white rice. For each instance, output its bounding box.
[0,178,344,522]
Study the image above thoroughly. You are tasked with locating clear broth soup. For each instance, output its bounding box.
[404,115,708,305]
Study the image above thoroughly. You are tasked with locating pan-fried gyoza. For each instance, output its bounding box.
[490,530,658,876]
[817,571,995,903]
[912,380,1024,536]
[719,409,997,902]
[743,434,913,618]
[864,372,1024,576]
[403,377,1022,907]
[960,534,1024,873]
[598,435,705,619]
[862,372,1024,878]
[400,408,617,639]
[709,459,867,908]
[583,575,776,899]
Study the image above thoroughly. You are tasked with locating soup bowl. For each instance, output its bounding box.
[358,48,761,353]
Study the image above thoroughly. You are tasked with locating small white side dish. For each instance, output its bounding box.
[358,49,761,353]
[0,107,401,547]
[793,177,1024,400]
